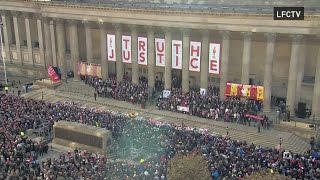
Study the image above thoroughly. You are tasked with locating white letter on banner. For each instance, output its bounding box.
[122,36,131,63]
[172,40,182,69]
[107,34,116,61]
[209,43,221,74]
[189,41,201,72]
[155,38,165,67]
[138,37,148,65]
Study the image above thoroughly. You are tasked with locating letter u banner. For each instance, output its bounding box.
[224,82,264,101]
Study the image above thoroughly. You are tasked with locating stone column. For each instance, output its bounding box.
[49,20,57,66]
[296,39,307,104]
[219,31,230,100]
[164,28,172,90]
[43,18,53,67]
[147,27,155,88]
[36,16,45,68]
[12,12,22,65]
[182,29,190,93]
[130,25,139,84]
[114,24,123,82]
[241,32,252,84]
[24,13,34,66]
[286,34,302,116]
[263,33,276,112]
[100,22,108,80]
[69,20,80,80]
[312,43,320,120]
[1,11,11,64]
[84,21,93,63]
[56,19,67,79]
[200,30,209,90]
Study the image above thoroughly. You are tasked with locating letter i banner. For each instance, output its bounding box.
[47,65,60,83]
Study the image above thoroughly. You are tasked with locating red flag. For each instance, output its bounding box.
[48,66,60,83]
[237,84,243,97]
[224,83,231,96]
[250,86,257,100]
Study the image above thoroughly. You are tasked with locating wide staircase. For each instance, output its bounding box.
[22,82,311,154]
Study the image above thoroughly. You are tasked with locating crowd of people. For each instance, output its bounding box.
[81,75,269,128]
[156,87,271,129]
[82,75,149,106]
[0,93,319,179]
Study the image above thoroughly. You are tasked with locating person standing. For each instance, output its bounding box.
[94,92,97,101]
[257,122,261,133]
[18,89,21,96]
[41,92,44,100]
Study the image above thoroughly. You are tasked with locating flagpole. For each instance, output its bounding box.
[0,21,7,85]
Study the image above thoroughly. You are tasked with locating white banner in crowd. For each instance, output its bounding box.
[162,90,171,98]
[200,88,207,96]
[172,40,182,69]
[189,41,201,72]
[138,37,148,65]
[122,36,132,63]
[209,43,221,74]
[177,106,189,112]
[107,34,116,61]
[155,38,165,67]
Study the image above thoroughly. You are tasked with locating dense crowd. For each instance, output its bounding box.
[157,87,270,128]
[81,76,269,127]
[0,94,319,179]
[82,75,149,106]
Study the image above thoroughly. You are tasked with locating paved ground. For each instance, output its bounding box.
[19,80,312,154]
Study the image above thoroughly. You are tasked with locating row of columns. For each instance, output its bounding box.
[1,12,53,68]
[0,12,320,119]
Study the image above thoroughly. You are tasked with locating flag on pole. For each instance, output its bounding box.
[48,65,60,83]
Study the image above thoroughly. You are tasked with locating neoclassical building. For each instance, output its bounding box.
[0,0,320,119]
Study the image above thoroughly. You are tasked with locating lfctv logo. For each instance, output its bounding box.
[274,7,304,20]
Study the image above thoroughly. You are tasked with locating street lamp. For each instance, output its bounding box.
[0,19,8,85]
[226,126,229,136]
[279,137,283,150]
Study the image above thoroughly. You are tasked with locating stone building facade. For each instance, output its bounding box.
[0,1,320,119]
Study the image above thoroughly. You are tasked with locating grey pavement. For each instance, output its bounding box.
[20,80,311,153]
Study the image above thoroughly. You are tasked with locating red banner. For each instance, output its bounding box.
[225,83,231,96]
[245,114,265,121]
[224,83,264,101]
[77,61,102,78]
[47,66,60,83]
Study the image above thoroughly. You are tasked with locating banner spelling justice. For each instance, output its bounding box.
[138,37,148,65]
[122,36,132,63]
[189,41,201,72]
[172,40,182,69]
[107,34,116,61]
[155,38,165,67]
[209,43,221,75]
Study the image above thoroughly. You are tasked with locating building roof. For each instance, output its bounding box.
[51,0,320,13]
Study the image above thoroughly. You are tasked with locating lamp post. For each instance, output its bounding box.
[279,137,283,150]
[0,19,8,85]
[226,126,229,136]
